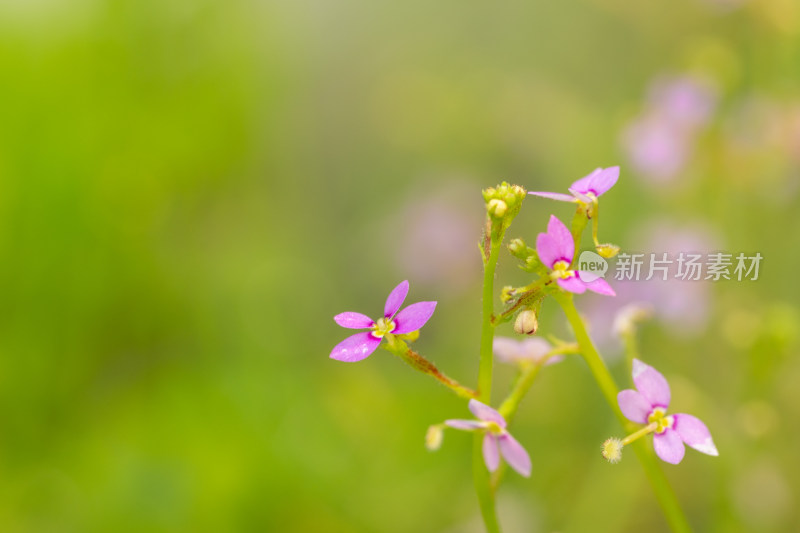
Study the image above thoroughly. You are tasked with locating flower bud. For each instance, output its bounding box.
[482,187,497,202]
[514,309,538,335]
[596,243,620,258]
[487,199,507,218]
[425,425,444,451]
[508,238,526,257]
[501,285,515,303]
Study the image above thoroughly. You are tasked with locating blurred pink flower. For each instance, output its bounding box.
[580,220,718,352]
[493,336,564,366]
[445,399,531,477]
[622,75,717,183]
[387,181,480,292]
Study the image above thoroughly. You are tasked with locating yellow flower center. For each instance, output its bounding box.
[551,260,573,280]
[648,407,674,434]
[372,317,396,338]
[484,421,505,435]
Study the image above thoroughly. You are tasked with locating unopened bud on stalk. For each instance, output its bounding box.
[501,285,516,303]
[508,238,525,256]
[487,199,507,218]
[514,309,538,335]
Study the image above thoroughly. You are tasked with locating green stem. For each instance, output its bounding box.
[474,234,503,533]
[473,433,501,533]
[622,329,639,376]
[498,363,542,423]
[382,339,479,399]
[478,240,502,400]
[498,346,577,422]
[554,293,692,533]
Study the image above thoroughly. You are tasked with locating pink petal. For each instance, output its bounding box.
[568,188,593,204]
[536,233,560,269]
[527,191,577,202]
[329,332,382,362]
[498,433,531,477]
[482,434,500,472]
[444,419,486,431]
[468,399,506,427]
[588,166,619,196]
[583,276,616,296]
[546,215,575,264]
[520,338,552,362]
[569,167,603,195]
[632,358,671,410]
[673,414,718,456]
[333,312,375,329]
[493,337,524,363]
[384,280,409,318]
[617,389,652,424]
[392,301,437,334]
[556,275,587,294]
[653,428,685,464]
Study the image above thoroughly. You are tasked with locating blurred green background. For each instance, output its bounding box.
[1,0,798,531]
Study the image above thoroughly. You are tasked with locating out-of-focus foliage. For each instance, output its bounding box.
[0,0,798,531]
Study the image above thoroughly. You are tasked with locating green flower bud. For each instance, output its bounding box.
[487,199,507,218]
[508,238,526,257]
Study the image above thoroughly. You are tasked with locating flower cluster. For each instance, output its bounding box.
[329,165,718,528]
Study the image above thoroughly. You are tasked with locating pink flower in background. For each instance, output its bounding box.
[388,181,480,293]
[528,166,619,204]
[330,280,436,362]
[536,215,615,296]
[618,359,718,464]
[580,220,717,352]
[623,75,717,183]
[493,337,564,366]
[648,76,717,129]
[622,118,689,183]
[445,399,531,477]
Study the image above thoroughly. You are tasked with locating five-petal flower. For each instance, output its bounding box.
[618,359,718,464]
[445,399,531,477]
[536,215,615,296]
[528,166,619,204]
[330,280,437,362]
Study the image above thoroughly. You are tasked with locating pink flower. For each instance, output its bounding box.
[528,166,619,204]
[330,280,437,362]
[536,215,615,296]
[445,399,531,477]
[493,337,563,366]
[618,359,718,464]
[622,75,717,184]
